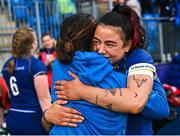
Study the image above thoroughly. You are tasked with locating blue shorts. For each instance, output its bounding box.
[6,110,48,135]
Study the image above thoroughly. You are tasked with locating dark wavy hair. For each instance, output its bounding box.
[56,13,97,64]
[98,4,147,50]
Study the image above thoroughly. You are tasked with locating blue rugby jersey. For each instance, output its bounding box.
[118,49,169,135]
[2,56,47,112]
[2,56,48,135]
[50,51,127,135]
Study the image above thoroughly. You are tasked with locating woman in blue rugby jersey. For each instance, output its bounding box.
[44,5,169,135]
[49,13,130,135]
[2,27,52,135]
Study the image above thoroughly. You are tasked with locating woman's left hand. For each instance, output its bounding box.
[55,71,86,100]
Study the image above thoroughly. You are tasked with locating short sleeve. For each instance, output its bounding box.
[31,57,47,77]
[126,49,154,69]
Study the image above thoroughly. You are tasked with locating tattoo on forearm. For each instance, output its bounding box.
[109,89,116,96]
[105,104,112,110]
[109,88,117,96]
[133,75,148,88]
[134,92,138,97]
[96,95,99,104]
[105,88,117,97]
[119,89,122,96]
[105,90,109,97]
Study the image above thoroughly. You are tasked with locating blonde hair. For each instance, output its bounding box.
[8,27,35,75]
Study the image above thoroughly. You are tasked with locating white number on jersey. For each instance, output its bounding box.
[10,76,19,96]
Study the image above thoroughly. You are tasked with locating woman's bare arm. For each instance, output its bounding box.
[34,74,52,111]
[35,75,85,130]
[41,100,84,132]
[55,72,153,114]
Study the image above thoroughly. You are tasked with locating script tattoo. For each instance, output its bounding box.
[119,89,122,96]
[96,95,99,104]
[133,75,148,88]
[106,104,112,110]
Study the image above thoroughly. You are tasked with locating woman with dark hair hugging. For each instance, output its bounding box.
[45,5,169,135]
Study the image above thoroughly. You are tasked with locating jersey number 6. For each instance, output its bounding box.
[10,76,19,96]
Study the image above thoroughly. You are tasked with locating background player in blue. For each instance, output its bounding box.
[2,27,51,135]
[45,5,169,135]
[49,13,130,135]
